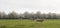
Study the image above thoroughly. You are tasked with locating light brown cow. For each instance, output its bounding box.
[36,18,44,22]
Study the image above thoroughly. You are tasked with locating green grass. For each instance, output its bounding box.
[0,19,60,28]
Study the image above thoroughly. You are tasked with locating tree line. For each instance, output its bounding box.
[0,11,60,19]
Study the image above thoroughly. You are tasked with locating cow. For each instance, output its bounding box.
[36,18,44,22]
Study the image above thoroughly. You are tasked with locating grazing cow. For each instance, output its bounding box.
[36,18,44,22]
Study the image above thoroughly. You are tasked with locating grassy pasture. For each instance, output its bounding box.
[0,19,60,28]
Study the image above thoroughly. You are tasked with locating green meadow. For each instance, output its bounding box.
[0,19,60,28]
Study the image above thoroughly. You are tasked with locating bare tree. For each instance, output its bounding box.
[36,11,41,18]
[23,11,30,19]
[8,11,18,19]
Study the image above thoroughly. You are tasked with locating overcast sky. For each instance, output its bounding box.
[0,0,60,14]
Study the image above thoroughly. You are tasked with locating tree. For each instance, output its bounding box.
[19,14,24,19]
[0,12,7,19]
[29,12,36,19]
[23,11,30,19]
[47,12,52,19]
[8,11,18,19]
[52,13,57,19]
[36,11,41,18]
[41,13,47,19]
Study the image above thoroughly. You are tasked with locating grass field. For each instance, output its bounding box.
[0,19,60,28]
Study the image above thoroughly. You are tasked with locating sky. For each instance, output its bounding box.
[0,0,60,14]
